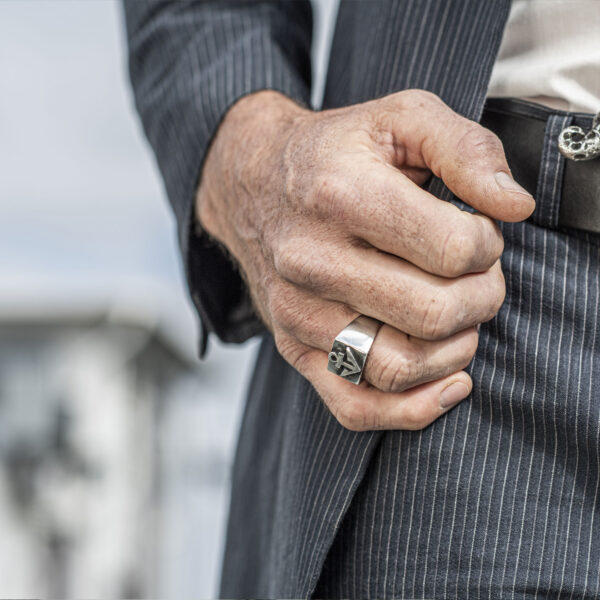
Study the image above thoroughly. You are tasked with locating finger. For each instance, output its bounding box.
[377,90,536,222]
[275,335,472,431]
[330,159,504,277]
[274,235,506,340]
[269,281,479,392]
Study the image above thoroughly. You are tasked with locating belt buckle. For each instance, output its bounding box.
[558,113,600,161]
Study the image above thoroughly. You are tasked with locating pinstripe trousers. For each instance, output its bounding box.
[313,109,600,598]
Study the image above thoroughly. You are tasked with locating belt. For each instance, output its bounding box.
[481,97,600,234]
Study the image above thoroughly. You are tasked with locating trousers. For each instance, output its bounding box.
[313,100,600,598]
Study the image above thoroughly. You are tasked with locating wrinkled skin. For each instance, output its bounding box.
[196,89,535,431]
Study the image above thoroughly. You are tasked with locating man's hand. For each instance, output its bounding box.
[196,90,535,431]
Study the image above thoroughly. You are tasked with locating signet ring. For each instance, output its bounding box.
[327,315,382,385]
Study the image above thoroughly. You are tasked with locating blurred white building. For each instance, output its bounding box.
[0,0,337,597]
[0,283,258,598]
[0,0,262,595]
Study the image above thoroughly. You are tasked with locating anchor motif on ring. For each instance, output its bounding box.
[328,346,361,378]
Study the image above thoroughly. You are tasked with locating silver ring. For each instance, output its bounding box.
[327,315,382,385]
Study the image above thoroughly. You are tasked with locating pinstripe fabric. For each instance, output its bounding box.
[124,1,600,598]
[124,1,312,354]
[533,115,572,230]
[216,338,382,596]
[314,132,600,597]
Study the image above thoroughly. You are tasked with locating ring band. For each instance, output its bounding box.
[327,315,382,385]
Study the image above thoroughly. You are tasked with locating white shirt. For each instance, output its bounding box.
[487,0,600,113]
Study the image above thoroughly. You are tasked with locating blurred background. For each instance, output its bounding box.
[0,1,337,597]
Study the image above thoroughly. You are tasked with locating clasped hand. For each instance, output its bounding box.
[196,89,535,431]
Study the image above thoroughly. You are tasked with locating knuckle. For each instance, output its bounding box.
[463,330,481,363]
[473,217,505,269]
[307,173,353,218]
[420,294,453,340]
[438,227,479,276]
[472,266,506,323]
[273,238,317,285]
[292,347,313,373]
[334,400,374,432]
[398,89,444,110]
[486,268,507,317]
[371,352,415,393]
[401,403,433,431]
[276,242,343,293]
[454,330,480,371]
[456,125,504,162]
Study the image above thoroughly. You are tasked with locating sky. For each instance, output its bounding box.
[0,0,197,354]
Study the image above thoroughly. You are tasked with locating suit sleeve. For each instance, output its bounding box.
[122,1,313,357]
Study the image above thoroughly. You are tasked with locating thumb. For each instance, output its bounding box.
[381,90,536,223]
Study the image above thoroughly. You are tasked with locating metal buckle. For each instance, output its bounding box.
[558,113,600,161]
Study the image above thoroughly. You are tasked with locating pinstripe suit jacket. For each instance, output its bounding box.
[124,1,600,597]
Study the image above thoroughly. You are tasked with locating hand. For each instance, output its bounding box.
[196,90,535,431]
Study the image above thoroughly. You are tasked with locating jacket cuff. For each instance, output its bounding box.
[184,81,311,357]
[126,2,312,357]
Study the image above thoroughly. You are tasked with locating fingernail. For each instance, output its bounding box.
[494,171,533,198]
[440,382,470,409]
